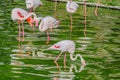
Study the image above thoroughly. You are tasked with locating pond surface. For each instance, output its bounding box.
[0,0,120,80]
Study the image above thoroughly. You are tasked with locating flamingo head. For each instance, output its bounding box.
[26,17,34,27]
[26,0,33,9]
[48,44,61,51]
[54,20,60,28]
[34,17,43,27]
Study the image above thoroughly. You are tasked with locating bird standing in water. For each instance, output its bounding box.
[48,40,86,69]
[11,8,40,42]
[66,0,79,32]
[39,16,60,44]
[26,0,43,12]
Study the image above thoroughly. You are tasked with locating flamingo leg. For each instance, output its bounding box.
[64,52,67,70]
[70,13,73,32]
[18,21,21,42]
[84,0,87,37]
[50,24,53,32]
[21,22,24,41]
[50,27,53,32]
[46,31,50,44]
[54,52,63,70]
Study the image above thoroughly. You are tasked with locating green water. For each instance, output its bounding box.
[0,0,120,80]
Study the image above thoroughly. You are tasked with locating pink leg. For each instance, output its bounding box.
[21,23,24,41]
[70,13,73,32]
[54,52,63,70]
[84,0,87,37]
[50,26,53,32]
[64,52,67,70]
[46,31,50,44]
[18,22,21,42]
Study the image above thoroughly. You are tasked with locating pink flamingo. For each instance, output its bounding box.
[39,16,60,44]
[48,40,86,69]
[26,0,43,12]
[66,0,79,32]
[11,8,40,41]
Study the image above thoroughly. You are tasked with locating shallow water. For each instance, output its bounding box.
[0,0,120,80]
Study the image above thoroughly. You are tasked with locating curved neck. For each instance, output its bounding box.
[19,12,37,20]
[68,1,72,10]
[70,53,86,65]
[37,17,43,21]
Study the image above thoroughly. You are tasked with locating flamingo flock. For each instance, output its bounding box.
[11,0,86,71]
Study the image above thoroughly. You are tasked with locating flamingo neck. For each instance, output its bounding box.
[35,17,42,27]
[68,1,73,10]
[70,53,86,65]
[39,20,44,31]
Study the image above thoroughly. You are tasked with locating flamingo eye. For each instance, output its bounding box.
[54,45,60,48]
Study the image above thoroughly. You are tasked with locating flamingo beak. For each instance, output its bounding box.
[48,46,54,50]
[48,47,52,50]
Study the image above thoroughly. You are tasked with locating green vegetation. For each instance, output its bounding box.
[0,0,120,80]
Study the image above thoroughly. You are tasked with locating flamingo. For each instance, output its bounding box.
[11,8,42,41]
[39,16,60,44]
[66,0,79,32]
[48,40,86,69]
[26,0,43,12]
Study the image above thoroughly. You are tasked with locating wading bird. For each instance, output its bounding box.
[48,40,86,69]
[11,8,41,41]
[39,16,60,44]
[66,0,79,32]
[26,0,43,12]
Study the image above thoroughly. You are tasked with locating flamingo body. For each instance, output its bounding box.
[49,40,75,54]
[66,1,79,13]
[11,8,29,22]
[11,8,35,25]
